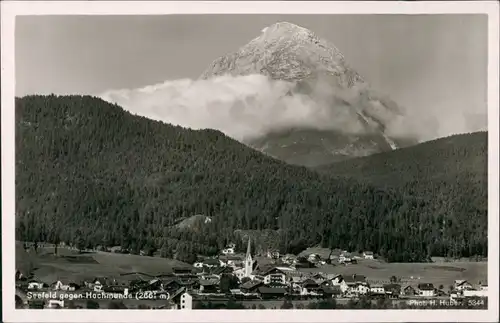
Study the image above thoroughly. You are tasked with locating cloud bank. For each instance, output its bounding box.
[99,74,487,144]
[100,74,373,142]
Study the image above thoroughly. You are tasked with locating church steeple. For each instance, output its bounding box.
[244,237,253,278]
[246,237,251,257]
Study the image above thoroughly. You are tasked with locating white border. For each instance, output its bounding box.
[2,1,499,322]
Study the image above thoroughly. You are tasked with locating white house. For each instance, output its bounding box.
[267,250,280,259]
[417,283,435,297]
[370,284,385,294]
[354,284,370,295]
[339,252,352,263]
[85,278,103,292]
[222,255,244,268]
[93,278,103,285]
[299,279,322,296]
[330,275,350,294]
[300,287,321,296]
[180,292,193,310]
[287,271,304,284]
[47,299,64,309]
[264,273,286,285]
[363,251,374,259]
[420,290,435,298]
[253,275,265,282]
[229,260,244,268]
[53,281,76,291]
[27,281,45,290]
[110,246,123,253]
[307,253,318,262]
[351,252,363,260]
[282,254,297,265]
[202,258,225,268]
[342,274,368,294]
[331,275,344,285]
[233,267,247,280]
[222,247,235,255]
[454,280,473,291]
[338,280,350,294]
[193,262,204,268]
[253,266,293,285]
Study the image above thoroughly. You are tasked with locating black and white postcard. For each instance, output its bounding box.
[1,1,499,322]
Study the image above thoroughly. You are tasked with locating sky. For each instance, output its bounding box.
[15,14,488,141]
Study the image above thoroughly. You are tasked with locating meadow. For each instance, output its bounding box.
[16,242,189,284]
[16,242,487,291]
[298,260,487,289]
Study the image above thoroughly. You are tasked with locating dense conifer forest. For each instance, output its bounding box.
[15,95,488,262]
[316,131,488,260]
[316,131,487,196]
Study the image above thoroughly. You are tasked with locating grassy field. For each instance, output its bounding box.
[17,242,487,290]
[298,259,487,288]
[294,246,487,288]
[16,242,190,284]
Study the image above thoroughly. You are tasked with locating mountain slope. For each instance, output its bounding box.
[15,95,486,262]
[247,128,396,167]
[316,132,487,192]
[316,132,488,258]
[201,22,417,167]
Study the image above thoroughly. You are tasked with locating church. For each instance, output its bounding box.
[233,238,255,280]
[244,237,253,277]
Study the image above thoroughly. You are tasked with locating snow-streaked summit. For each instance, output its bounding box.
[201,22,363,87]
[200,22,419,166]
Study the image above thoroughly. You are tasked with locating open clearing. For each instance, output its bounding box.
[16,242,190,284]
[298,259,487,288]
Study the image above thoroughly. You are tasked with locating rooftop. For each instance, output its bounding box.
[199,279,219,286]
[343,274,366,283]
[203,258,220,265]
[240,280,263,290]
[418,283,435,291]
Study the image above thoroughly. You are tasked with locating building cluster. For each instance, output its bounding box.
[16,240,488,309]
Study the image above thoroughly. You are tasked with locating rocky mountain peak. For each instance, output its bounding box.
[199,22,417,167]
[201,22,363,87]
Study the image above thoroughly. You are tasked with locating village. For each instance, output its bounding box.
[15,240,488,310]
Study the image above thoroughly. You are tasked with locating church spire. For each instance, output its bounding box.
[246,237,251,257]
[244,237,253,278]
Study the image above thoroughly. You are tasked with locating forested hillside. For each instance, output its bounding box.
[15,95,487,262]
[316,132,487,193]
[316,132,488,260]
